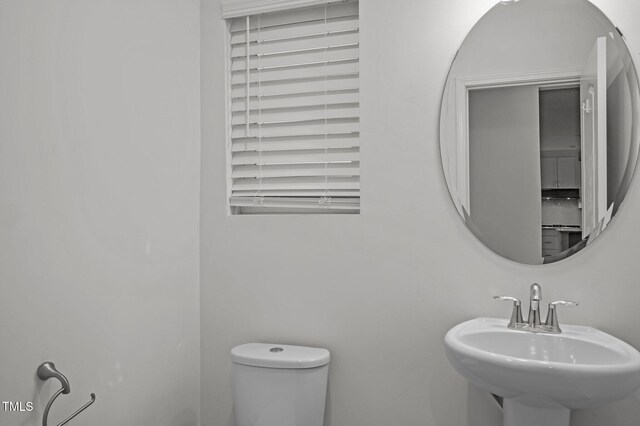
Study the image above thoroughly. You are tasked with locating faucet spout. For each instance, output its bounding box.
[530,283,541,301]
[528,283,542,326]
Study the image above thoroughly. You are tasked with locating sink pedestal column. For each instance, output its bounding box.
[503,400,570,426]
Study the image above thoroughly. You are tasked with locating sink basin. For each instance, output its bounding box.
[445,318,640,425]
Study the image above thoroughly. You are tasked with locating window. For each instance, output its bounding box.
[226,1,360,214]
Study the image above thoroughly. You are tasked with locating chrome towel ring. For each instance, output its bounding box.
[37,362,95,426]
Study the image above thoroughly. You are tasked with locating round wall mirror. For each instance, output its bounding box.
[440,0,640,265]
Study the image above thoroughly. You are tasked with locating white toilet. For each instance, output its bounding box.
[231,343,330,426]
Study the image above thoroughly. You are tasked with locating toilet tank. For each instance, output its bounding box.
[231,343,330,426]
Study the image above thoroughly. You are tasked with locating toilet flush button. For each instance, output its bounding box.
[270,347,284,353]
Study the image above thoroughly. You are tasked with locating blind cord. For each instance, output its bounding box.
[319,3,332,208]
[254,15,265,205]
[244,16,250,139]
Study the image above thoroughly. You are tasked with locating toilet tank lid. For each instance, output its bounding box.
[231,343,330,369]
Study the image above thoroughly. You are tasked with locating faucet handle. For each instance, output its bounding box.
[493,296,523,328]
[549,300,579,307]
[493,296,520,303]
[545,300,579,333]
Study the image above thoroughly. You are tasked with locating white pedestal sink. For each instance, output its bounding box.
[445,318,640,426]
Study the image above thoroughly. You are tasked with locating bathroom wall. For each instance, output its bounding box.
[201,1,640,426]
[0,1,200,425]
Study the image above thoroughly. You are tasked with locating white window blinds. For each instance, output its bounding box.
[227,1,360,214]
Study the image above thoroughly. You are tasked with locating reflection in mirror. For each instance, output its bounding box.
[440,0,640,265]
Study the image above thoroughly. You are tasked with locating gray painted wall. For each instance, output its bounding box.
[0,1,201,425]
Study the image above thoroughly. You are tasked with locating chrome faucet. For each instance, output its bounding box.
[527,283,542,327]
[494,283,578,333]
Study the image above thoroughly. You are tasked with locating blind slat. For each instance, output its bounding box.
[230,60,358,85]
[231,89,359,112]
[232,134,359,152]
[231,45,358,72]
[232,162,359,178]
[230,3,358,33]
[231,75,358,98]
[231,147,359,165]
[232,176,360,191]
[231,105,359,126]
[229,196,360,211]
[231,31,358,58]
[230,17,359,45]
[231,119,359,138]
[232,189,360,197]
